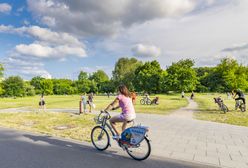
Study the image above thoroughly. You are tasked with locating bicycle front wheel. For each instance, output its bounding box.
[222,104,229,113]
[140,99,145,105]
[126,137,151,161]
[146,99,151,105]
[91,126,110,151]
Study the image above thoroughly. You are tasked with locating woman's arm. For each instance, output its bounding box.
[104,98,119,111]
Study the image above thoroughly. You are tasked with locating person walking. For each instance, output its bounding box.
[81,93,87,113]
[39,93,46,112]
[88,93,94,113]
[181,91,185,98]
[190,91,194,100]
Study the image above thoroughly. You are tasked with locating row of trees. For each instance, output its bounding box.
[0,57,248,97]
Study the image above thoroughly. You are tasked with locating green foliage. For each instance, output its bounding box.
[30,77,53,95]
[2,76,25,97]
[99,80,116,93]
[0,64,3,79]
[30,76,45,94]
[53,79,75,95]
[165,59,198,92]
[216,58,248,91]
[134,60,165,93]
[112,57,142,90]
[78,71,88,81]
[24,82,36,96]
[89,70,109,83]
[40,79,54,95]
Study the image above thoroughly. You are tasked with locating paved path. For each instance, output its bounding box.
[0,127,214,168]
[1,99,248,167]
[134,99,248,168]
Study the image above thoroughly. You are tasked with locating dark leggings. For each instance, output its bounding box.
[235,97,246,104]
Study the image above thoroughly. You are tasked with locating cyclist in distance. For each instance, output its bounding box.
[104,85,136,139]
[233,89,246,110]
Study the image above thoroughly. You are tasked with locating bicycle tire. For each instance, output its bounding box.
[91,126,110,151]
[222,104,228,113]
[140,99,145,105]
[126,137,151,161]
[240,104,246,112]
[146,99,151,105]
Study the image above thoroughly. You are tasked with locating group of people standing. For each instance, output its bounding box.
[80,93,94,113]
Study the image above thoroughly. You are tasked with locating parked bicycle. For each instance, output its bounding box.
[214,97,229,113]
[91,110,151,161]
[235,100,246,112]
[140,97,151,105]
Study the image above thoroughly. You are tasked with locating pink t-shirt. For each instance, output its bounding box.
[117,94,136,119]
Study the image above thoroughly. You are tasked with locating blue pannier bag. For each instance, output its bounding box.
[121,126,148,145]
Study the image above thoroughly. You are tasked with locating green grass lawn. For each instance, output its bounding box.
[0,112,95,142]
[194,93,248,127]
[1,94,188,115]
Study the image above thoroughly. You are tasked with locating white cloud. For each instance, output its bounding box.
[0,25,86,59]
[0,3,11,13]
[27,0,219,36]
[0,25,86,79]
[2,54,52,79]
[132,44,161,58]
[15,43,86,58]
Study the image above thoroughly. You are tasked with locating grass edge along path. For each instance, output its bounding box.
[0,112,95,142]
[194,93,248,127]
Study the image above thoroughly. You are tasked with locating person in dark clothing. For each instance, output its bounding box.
[233,89,246,105]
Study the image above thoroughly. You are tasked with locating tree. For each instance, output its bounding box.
[24,82,36,96]
[53,79,75,95]
[89,70,109,92]
[195,67,215,92]
[40,79,54,95]
[89,70,109,83]
[214,57,248,92]
[134,60,166,93]
[112,57,142,90]
[0,64,3,79]
[100,80,116,93]
[2,76,25,97]
[30,76,45,94]
[78,71,88,81]
[165,59,198,92]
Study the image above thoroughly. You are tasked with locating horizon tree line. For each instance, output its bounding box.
[0,57,248,97]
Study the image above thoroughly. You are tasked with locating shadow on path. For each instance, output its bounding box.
[0,127,217,168]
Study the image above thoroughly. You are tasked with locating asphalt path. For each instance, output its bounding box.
[0,127,217,168]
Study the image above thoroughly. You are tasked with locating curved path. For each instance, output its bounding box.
[1,99,248,167]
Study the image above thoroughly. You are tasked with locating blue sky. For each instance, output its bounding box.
[1,0,248,79]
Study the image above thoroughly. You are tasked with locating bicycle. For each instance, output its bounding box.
[140,97,151,105]
[91,111,151,161]
[235,100,246,112]
[214,98,229,113]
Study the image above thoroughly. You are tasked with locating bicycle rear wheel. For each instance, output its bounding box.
[91,126,110,151]
[126,137,151,161]
[240,104,246,112]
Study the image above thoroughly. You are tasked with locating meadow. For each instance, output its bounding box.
[0,94,188,115]
[194,93,248,127]
[0,94,188,141]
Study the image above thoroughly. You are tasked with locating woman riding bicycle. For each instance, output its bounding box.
[104,85,136,139]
